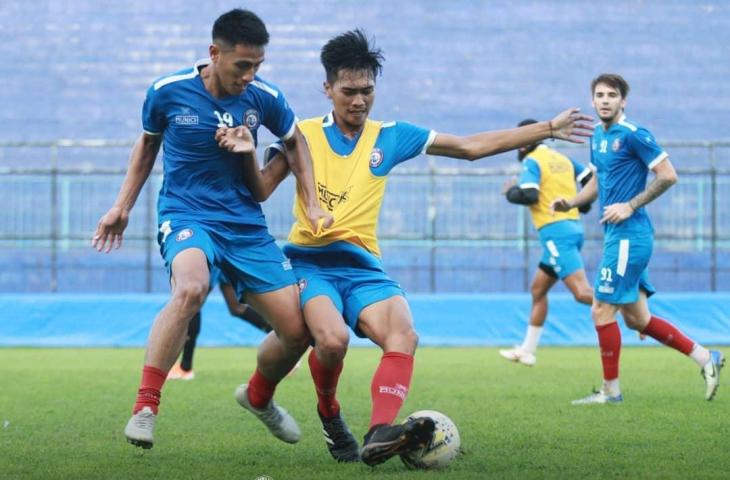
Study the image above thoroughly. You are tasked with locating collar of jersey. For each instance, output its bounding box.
[603,114,628,134]
[323,112,364,157]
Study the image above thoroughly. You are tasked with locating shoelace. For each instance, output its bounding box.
[135,411,155,429]
[325,418,350,441]
[257,404,283,428]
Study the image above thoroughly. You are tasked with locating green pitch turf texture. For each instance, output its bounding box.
[0,347,727,479]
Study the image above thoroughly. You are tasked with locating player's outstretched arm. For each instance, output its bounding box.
[91,133,161,253]
[426,108,593,161]
[552,175,598,213]
[283,127,334,230]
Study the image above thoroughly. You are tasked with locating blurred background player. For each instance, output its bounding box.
[228,29,595,465]
[92,8,331,450]
[499,119,594,366]
[553,73,725,404]
[167,272,272,381]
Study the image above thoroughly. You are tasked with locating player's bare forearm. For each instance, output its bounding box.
[628,159,678,210]
[92,133,159,252]
[426,108,593,160]
[114,133,161,212]
[571,175,598,208]
[554,175,598,212]
[284,128,334,229]
[259,153,290,200]
[427,126,552,160]
[284,128,319,209]
[237,152,269,202]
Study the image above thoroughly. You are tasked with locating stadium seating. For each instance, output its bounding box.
[0,1,728,293]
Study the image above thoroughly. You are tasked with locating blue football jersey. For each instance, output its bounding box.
[143,59,297,228]
[590,115,668,238]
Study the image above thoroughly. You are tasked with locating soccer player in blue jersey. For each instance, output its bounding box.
[552,73,724,404]
[218,30,594,465]
[499,119,594,367]
[91,9,332,449]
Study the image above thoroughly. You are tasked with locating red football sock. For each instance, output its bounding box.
[369,352,414,428]
[641,315,694,355]
[597,322,621,381]
[133,365,167,414]
[308,349,343,418]
[247,368,279,409]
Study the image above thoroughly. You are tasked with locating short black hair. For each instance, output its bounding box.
[212,9,269,48]
[320,29,384,83]
[517,118,540,160]
[591,73,630,98]
[518,118,538,128]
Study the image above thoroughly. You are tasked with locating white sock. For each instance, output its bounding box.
[603,378,621,397]
[689,344,711,368]
[521,325,544,354]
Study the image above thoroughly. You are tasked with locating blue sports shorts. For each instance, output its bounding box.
[594,234,656,304]
[157,219,296,295]
[538,232,585,279]
[290,257,404,338]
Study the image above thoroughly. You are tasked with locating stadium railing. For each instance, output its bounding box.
[1,139,729,293]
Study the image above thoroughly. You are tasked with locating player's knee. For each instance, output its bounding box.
[395,326,419,352]
[623,312,647,331]
[590,303,611,324]
[315,332,348,362]
[530,283,547,299]
[277,323,311,351]
[172,281,208,315]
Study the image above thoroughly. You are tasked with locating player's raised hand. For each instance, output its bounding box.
[91,205,129,253]
[549,108,594,143]
[216,126,255,154]
[550,197,573,213]
[600,202,634,224]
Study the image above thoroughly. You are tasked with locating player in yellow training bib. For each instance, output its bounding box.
[498,118,594,367]
[224,29,594,465]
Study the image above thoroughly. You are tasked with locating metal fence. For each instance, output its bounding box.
[1,140,729,293]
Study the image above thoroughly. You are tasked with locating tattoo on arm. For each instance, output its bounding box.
[628,177,674,210]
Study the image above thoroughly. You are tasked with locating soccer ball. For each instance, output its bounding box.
[400,410,460,469]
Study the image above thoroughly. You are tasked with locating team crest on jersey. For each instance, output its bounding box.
[612,138,621,152]
[176,229,194,242]
[243,109,260,130]
[369,148,384,168]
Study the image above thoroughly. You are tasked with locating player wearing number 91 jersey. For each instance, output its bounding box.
[552,73,724,406]
[589,105,663,304]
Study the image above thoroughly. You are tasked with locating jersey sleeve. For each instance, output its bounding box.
[141,84,166,135]
[372,121,434,175]
[264,140,285,166]
[628,126,668,169]
[519,158,541,190]
[258,81,297,141]
[570,157,591,183]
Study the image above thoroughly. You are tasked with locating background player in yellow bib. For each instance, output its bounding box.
[217,29,593,465]
[498,119,594,366]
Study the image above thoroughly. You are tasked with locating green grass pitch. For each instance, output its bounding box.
[0,346,727,479]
